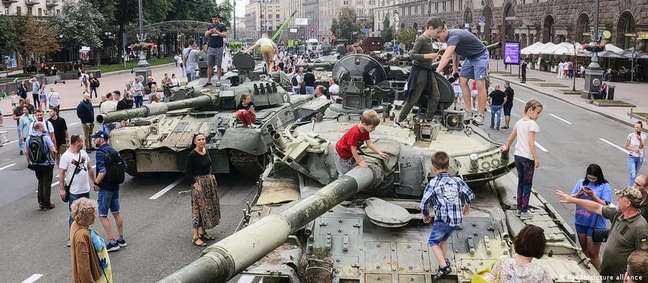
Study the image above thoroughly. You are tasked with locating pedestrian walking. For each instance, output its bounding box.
[38,88,48,110]
[12,100,25,154]
[182,43,192,78]
[488,84,507,130]
[18,80,28,99]
[93,130,127,252]
[76,94,95,150]
[556,187,648,281]
[89,75,100,98]
[558,61,565,79]
[29,109,55,144]
[80,71,89,92]
[420,151,475,279]
[185,133,221,247]
[203,15,228,87]
[132,77,144,108]
[430,17,489,125]
[303,69,316,95]
[481,225,551,283]
[625,121,646,186]
[48,108,68,165]
[503,82,514,129]
[47,87,61,112]
[185,40,200,82]
[521,60,527,83]
[31,77,41,107]
[570,164,612,271]
[501,99,543,219]
[26,121,57,210]
[69,197,112,283]
[59,135,94,231]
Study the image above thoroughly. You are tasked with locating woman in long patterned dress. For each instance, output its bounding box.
[185,133,220,247]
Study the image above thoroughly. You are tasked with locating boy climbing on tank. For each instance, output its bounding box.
[234,94,256,127]
[420,151,475,279]
[334,110,387,176]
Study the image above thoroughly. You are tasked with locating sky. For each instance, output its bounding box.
[219,0,248,17]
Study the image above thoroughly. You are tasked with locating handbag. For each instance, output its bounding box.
[591,213,609,243]
[62,153,82,203]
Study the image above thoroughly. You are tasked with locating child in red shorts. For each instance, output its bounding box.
[235,94,256,127]
[334,110,387,175]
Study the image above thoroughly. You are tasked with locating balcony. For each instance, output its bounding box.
[1,0,19,4]
[25,0,40,5]
[46,0,58,7]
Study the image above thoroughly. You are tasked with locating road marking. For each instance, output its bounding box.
[22,274,43,283]
[514,97,527,104]
[599,138,629,154]
[5,140,17,145]
[535,141,548,152]
[0,163,15,171]
[149,178,183,200]
[549,113,573,125]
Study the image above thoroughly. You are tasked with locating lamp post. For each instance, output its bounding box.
[133,0,151,83]
[582,0,603,99]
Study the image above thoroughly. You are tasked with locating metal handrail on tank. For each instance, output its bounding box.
[96,95,220,124]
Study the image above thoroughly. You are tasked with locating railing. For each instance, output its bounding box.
[25,0,40,5]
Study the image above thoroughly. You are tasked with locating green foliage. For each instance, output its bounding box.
[333,8,362,42]
[22,17,61,60]
[0,16,26,55]
[55,0,106,48]
[397,27,417,49]
[331,18,339,35]
[169,0,232,25]
[381,15,394,43]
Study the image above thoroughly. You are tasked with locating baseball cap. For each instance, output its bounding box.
[91,130,110,140]
[615,187,644,208]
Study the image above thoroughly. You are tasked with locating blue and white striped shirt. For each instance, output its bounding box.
[420,172,475,227]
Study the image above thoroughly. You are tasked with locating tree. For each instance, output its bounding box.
[55,0,105,63]
[397,27,417,49]
[0,16,26,55]
[381,15,394,43]
[333,8,361,42]
[21,17,61,63]
[331,18,339,36]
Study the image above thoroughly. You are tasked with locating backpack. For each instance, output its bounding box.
[102,151,125,186]
[27,135,48,164]
[291,75,298,87]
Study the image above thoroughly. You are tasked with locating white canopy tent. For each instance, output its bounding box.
[521,42,544,55]
[537,42,558,55]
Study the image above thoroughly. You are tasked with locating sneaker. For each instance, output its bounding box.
[203,82,212,87]
[106,240,121,252]
[432,264,452,279]
[19,151,23,156]
[463,111,473,123]
[117,236,127,247]
[472,113,485,125]
[67,240,71,247]
[520,212,532,219]
[514,210,521,217]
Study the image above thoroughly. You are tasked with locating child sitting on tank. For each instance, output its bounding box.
[334,110,387,176]
[420,151,475,279]
[234,94,256,127]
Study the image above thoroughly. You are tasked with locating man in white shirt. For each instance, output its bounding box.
[29,109,55,143]
[328,79,340,96]
[100,92,118,114]
[58,135,95,236]
[185,40,200,82]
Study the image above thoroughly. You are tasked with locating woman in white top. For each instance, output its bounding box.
[501,99,543,218]
[625,121,646,186]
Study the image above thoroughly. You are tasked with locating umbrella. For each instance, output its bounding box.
[552,42,581,56]
[598,50,625,58]
[604,43,624,54]
[521,42,544,55]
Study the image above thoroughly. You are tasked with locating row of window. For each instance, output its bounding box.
[3,6,60,16]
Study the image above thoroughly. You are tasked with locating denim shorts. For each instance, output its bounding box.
[460,50,490,80]
[98,190,120,217]
[428,221,457,246]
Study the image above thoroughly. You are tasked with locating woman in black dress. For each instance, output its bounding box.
[185,133,220,246]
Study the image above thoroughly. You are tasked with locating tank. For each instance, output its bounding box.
[161,52,600,283]
[98,53,331,177]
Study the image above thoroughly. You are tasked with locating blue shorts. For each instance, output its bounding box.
[460,50,490,81]
[428,221,458,246]
[98,190,120,217]
[575,224,594,236]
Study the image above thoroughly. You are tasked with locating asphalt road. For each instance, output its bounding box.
[0,79,639,281]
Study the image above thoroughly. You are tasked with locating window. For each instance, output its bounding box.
[443,1,446,12]
[435,2,439,13]
[450,0,454,11]
[17,6,21,15]
[38,8,42,16]
[276,14,280,19]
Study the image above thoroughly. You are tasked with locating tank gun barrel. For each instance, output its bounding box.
[159,166,380,283]
[295,62,335,69]
[96,95,218,124]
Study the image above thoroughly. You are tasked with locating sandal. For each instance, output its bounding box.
[200,232,216,241]
[192,237,206,247]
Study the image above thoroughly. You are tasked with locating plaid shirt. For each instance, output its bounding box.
[420,172,475,227]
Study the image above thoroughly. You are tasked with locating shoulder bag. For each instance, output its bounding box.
[62,153,82,203]
[591,213,609,243]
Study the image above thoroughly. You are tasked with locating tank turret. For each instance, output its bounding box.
[96,95,220,123]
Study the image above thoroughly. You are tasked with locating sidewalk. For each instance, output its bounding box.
[0,63,185,116]
[488,59,648,126]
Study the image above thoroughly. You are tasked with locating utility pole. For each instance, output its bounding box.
[232,0,237,40]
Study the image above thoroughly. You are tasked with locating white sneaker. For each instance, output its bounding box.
[472,113,485,126]
[463,111,473,123]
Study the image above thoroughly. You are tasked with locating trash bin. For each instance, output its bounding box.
[607,85,615,100]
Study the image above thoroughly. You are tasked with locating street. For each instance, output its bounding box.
[0,76,639,281]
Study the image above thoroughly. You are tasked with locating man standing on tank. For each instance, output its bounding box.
[395,19,441,126]
[429,17,489,126]
[203,15,227,87]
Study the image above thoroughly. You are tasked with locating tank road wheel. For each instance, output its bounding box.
[229,150,269,177]
[119,150,141,177]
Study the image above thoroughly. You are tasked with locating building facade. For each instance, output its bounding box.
[371,0,648,51]
[244,0,286,38]
[0,0,65,16]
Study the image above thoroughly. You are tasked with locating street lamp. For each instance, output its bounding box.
[134,0,151,83]
[583,0,603,99]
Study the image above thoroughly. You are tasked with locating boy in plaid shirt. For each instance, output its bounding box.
[420,151,475,278]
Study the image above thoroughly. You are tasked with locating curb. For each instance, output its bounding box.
[490,75,637,128]
[100,62,176,76]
